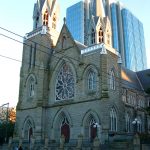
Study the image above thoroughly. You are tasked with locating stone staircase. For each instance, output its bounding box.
[109,140,134,150]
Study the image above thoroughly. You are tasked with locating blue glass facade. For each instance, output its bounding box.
[111,3,119,52]
[110,2,147,71]
[66,1,85,44]
[121,8,147,71]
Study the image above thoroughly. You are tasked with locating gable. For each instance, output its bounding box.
[54,23,81,54]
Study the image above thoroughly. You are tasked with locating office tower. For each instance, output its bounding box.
[66,1,85,44]
[66,0,147,71]
[121,8,147,71]
[110,1,147,71]
[66,0,109,45]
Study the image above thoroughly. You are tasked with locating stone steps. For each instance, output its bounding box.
[110,141,133,150]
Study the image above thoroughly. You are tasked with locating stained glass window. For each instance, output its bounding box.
[56,63,74,101]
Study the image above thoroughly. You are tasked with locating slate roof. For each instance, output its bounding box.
[121,66,150,94]
[74,40,87,50]
[121,66,144,91]
[137,69,150,93]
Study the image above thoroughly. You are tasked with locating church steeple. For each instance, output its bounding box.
[33,0,60,30]
[32,0,60,46]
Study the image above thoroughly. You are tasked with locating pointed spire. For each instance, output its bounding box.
[63,17,66,24]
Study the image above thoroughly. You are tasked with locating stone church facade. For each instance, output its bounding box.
[14,0,149,148]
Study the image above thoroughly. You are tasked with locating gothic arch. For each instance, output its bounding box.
[22,116,35,140]
[52,108,73,128]
[109,105,118,131]
[82,64,100,80]
[109,66,117,90]
[82,65,100,92]
[24,73,37,87]
[51,58,77,83]
[52,109,72,142]
[82,110,101,140]
[49,58,77,102]
[82,109,101,126]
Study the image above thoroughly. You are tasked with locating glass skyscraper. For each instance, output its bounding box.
[66,1,85,44]
[66,0,147,71]
[110,1,147,71]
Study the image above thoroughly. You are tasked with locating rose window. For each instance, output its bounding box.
[56,63,74,101]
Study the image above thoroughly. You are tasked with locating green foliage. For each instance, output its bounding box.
[0,121,15,145]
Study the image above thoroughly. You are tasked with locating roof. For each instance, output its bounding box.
[137,69,150,93]
[121,67,150,94]
[74,40,87,50]
[121,66,144,91]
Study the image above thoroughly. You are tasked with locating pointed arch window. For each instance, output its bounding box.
[61,117,70,143]
[88,69,96,91]
[28,77,35,98]
[52,13,56,29]
[110,108,117,131]
[98,27,104,43]
[56,63,75,101]
[24,119,34,143]
[43,9,49,26]
[125,113,131,132]
[110,70,115,90]
[91,28,95,44]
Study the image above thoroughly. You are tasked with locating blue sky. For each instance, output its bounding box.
[0,0,149,107]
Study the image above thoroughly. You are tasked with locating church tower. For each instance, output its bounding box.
[87,0,112,47]
[33,0,60,46]
[15,0,60,142]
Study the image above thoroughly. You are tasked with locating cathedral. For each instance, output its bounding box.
[14,0,150,149]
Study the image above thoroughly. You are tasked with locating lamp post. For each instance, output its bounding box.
[132,118,141,134]
[93,122,100,137]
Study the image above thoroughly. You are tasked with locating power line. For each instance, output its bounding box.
[0,50,145,95]
[0,27,146,93]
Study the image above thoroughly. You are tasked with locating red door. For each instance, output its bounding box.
[90,124,97,142]
[61,123,70,143]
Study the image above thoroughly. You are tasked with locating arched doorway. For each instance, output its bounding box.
[61,117,70,143]
[90,119,97,142]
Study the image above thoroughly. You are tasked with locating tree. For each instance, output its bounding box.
[0,107,16,144]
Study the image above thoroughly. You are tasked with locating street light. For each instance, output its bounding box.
[132,118,141,133]
[93,122,100,137]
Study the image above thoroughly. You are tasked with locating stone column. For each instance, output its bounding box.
[133,133,140,150]
[59,135,65,150]
[30,136,36,150]
[93,137,100,150]
[44,136,49,150]
[8,137,12,150]
[76,134,83,149]
[19,137,23,148]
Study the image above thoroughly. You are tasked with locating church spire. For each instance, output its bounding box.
[33,0,59,30]
[88,0,106,17]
